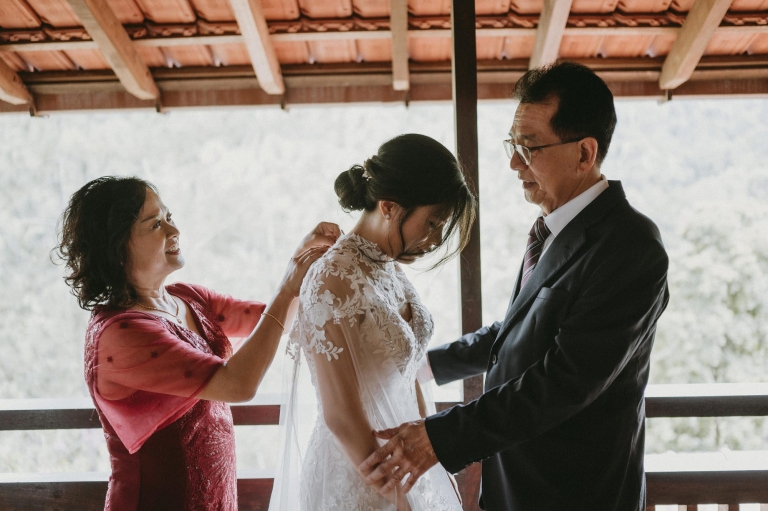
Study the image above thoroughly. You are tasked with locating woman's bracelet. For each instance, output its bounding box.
[261,311,285,331]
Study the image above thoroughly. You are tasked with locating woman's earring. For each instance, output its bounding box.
[385,214,391,220]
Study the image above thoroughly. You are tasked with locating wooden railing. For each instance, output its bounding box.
[1,384,767,510]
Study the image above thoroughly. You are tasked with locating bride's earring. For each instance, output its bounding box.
[385,214,391,220]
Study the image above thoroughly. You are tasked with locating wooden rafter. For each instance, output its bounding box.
[66,0,159,100]
[390,0,410,91]
[529,0,574,69]
[659,0,734,89]
[228,0,284,95]
[0,57,32,105]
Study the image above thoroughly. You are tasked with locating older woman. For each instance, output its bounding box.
[56,176,339,511]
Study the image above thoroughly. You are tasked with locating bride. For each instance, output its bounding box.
[269,134,476,511]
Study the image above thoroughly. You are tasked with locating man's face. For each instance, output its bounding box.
[509,99,584,215]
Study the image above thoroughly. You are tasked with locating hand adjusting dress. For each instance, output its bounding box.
[84,283,265,511]
[269,233,462,511]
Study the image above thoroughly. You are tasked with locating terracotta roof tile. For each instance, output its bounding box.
[476,0,512,15]
[263,0,302,20]
[0,52,29,72]
[136,46,168,67]
[0,0,42,29]
[571,0,619,14]
[353,0,390,17]
[299,0,353,19]
[730,0,768,10]
[409,37,451,61]
[559,34,603,58]
[274,41,311,63]
[619,0,673,12]
[747,34,768,54]
[477,36,505,60]
[25,0,80,27]
[501,35,535,59]
[22,50,77,71]
[509,0,542,15]
[210,43,251,65]
[163,44,215,66]
[188,0,235,22]
[357,39,392,61]
[705,33,757,55]
[599,34,659,57]
[409,0,451,16]
[64,48,111,69]
[135,0,196,24]
[105,0,146,24]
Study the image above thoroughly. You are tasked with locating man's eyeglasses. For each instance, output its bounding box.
[503,138,581,166]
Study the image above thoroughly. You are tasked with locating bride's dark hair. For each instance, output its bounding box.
[334,133,477,266]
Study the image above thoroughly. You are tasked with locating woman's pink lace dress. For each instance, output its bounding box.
[84,283,265,511]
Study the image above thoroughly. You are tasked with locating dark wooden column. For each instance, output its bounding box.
[451,1,483,509]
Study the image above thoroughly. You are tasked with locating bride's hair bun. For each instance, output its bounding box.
[334,164,373,212]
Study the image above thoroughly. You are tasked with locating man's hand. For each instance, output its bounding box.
[359,419,439,494]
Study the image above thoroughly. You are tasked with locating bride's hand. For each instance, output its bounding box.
[279,246,329,298]
[294,222,342,255]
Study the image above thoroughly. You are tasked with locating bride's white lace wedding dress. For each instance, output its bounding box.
[268,233,462,511]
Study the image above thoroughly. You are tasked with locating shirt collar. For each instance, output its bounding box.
[542,175,609,237]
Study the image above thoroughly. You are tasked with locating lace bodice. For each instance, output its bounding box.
[271,234,461,511]
[289,233,434,387]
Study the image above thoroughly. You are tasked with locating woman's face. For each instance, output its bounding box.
[124,188,183,286]
[387,204,448,264]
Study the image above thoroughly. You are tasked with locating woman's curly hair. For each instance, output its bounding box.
[55,176,156,310]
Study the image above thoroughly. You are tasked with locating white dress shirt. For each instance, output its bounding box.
[541,175,609,254]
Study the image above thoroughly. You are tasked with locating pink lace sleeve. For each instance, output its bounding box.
[171,283,266,338]
[93,313,224,454]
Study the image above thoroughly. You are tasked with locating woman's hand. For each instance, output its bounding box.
[280,245,329,298]
[294,222,342,255]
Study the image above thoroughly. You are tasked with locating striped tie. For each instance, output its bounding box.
[521,216,551,288]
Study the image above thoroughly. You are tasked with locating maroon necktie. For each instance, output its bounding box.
[521,216,551,288]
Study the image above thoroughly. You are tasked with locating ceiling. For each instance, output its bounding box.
[1,0,766,114]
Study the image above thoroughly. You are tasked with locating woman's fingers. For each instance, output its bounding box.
[314,221,342,240]
[299,222,342,251]
[296,246,328,266]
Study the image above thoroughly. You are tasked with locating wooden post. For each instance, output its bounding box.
[451,0,483,509]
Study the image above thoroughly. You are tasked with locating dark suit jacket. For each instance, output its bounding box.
[424,181,669,511]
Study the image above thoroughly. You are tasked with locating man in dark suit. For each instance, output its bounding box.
[359,61,670,511]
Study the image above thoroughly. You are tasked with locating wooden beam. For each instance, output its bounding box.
[659,0,733,89]
[0,57,32,105]
[8,23,768,54]
[452,0,483,509]
[228,0,284,95]
[2,74,768,115]
[390,0,409,90]
[529,0,574,69]
[0,476,274,511]
[646,471,768,505]
[0,397,281,430]
[66,0,159,100]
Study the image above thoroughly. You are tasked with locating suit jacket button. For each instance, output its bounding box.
[491,354,498,365]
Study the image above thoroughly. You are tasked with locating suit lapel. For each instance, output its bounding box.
[495,181,627,344]
[496,229,586,340]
